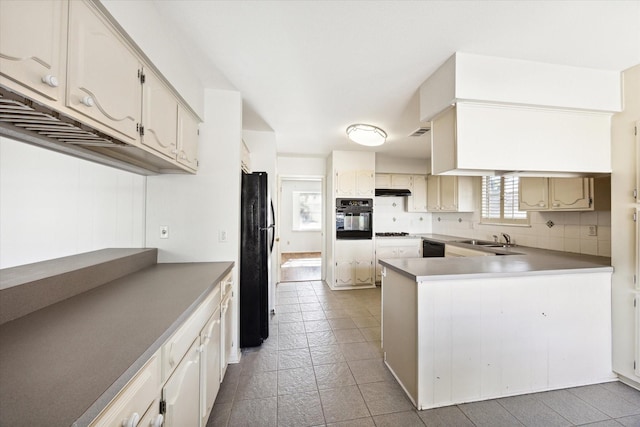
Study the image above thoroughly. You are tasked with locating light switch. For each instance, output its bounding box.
[160,226,169,239]
[219,230,227,242]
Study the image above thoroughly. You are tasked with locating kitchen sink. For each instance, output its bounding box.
[455,239,511,248]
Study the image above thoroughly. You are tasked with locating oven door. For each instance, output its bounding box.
[336,211,372,239]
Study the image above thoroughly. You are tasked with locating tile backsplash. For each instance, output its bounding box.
[431,210,611,257]
[374,196,432,234]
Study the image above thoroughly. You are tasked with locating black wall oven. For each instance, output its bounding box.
[336,198,373,240]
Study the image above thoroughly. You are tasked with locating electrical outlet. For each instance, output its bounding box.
[160,225,169,239]
[219,230,227,242]
[588,225,597,236]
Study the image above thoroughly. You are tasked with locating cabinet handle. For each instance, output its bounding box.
[122,412,140,427]
[539,203,546,207]
[81,96,95,107]
[149,414,164,427]
[552,203,560,207]
[41,74,58,87]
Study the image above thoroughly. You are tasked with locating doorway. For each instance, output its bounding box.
[277,176,324,283]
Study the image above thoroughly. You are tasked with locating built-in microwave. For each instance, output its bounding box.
[336,198,373,240]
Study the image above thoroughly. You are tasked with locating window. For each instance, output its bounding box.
[481,176,529,225]
[292,191,322,231]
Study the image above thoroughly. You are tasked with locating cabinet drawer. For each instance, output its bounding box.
[89,352,160,427]
[162,286,220,381]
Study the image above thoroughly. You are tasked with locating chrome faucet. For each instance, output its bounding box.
[492,234,498,243]
[501,233,511,245]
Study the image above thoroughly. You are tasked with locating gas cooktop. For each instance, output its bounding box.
[375,232,409,237]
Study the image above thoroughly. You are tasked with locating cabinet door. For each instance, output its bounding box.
[177,105,199,171]
[219,295,230,380]
[90,353,160,427]
[396,242,422,258]
[336,171,356,196]
[408,175,428,212]
[354,240,374,285]
[163,339,201,427]
[142,68,178,159]
[519,178,549,210]
[356,170,375,196]
[439,176,459,211]
[67,0,141,141]
[335,260,355,286]
[0,0,65,101]
[224,294,234,370]
[200,308,221,426]
[375,174,391,188]
[426,175,440,211]
[391,174,412,189]
[550,178,592,210]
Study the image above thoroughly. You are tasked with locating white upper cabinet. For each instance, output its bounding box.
[0,0,66,102]
[177,105,199,171]
[519,177,549,210]
[426,175,475,212]
[408,175,428,212]
[519,177,610,211]
[549,177,592,210]
[142,68,178,159]
[336,170,374,197]
[67,0,142,142]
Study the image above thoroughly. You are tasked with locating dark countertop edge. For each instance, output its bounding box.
[73,261,234,427]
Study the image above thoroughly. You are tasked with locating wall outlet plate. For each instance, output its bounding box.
[588,225,597,236]
[160,225,169,239]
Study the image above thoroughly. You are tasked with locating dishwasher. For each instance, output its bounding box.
[422,239,445,257]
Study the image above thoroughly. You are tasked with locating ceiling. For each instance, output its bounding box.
[153,0,640,160]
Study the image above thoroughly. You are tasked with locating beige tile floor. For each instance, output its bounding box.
[207,281,640,427]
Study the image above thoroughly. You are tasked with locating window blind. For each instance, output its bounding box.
[482,176,528,224]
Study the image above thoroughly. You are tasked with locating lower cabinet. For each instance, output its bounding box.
[375,238,422,282]
[334,240,374,288]
[89,269,233,427]
[89,353,161,427]
[200,307,221,427]
[163,339,201,427]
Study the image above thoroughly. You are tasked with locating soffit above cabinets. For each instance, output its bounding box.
[420,53,620,177]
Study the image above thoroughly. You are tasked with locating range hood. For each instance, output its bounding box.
[375,188,412,197]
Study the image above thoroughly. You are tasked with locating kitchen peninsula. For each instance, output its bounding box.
[379,237,615,410]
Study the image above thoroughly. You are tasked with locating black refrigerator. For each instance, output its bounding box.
[240,171,274,347]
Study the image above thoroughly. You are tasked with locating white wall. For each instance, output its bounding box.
[280,179,322,253]
[0,137,145,268]
[145,89,242,263]
[375,155,429,175]
[278,155,326,176]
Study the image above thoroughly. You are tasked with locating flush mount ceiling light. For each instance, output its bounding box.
[346,124,387,146]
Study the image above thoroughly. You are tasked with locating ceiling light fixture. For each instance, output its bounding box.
[346,124,387,146]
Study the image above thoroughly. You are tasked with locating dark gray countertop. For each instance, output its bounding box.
[0,260,234,427]
[379,242,612,282]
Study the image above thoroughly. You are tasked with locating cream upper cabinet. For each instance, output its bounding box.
[426,175,475,212]
[177,105,200,171]
[519,177,609,211]
[549,177,592,210]
[67,0,142,142]
[0,0,66,102]
[336,170,374,197]
[519,177,549,210]
[375,174,392,188]
[142,68,178,159]
[408,175,428,212]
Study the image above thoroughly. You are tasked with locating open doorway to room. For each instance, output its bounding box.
[277,176,324,283]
